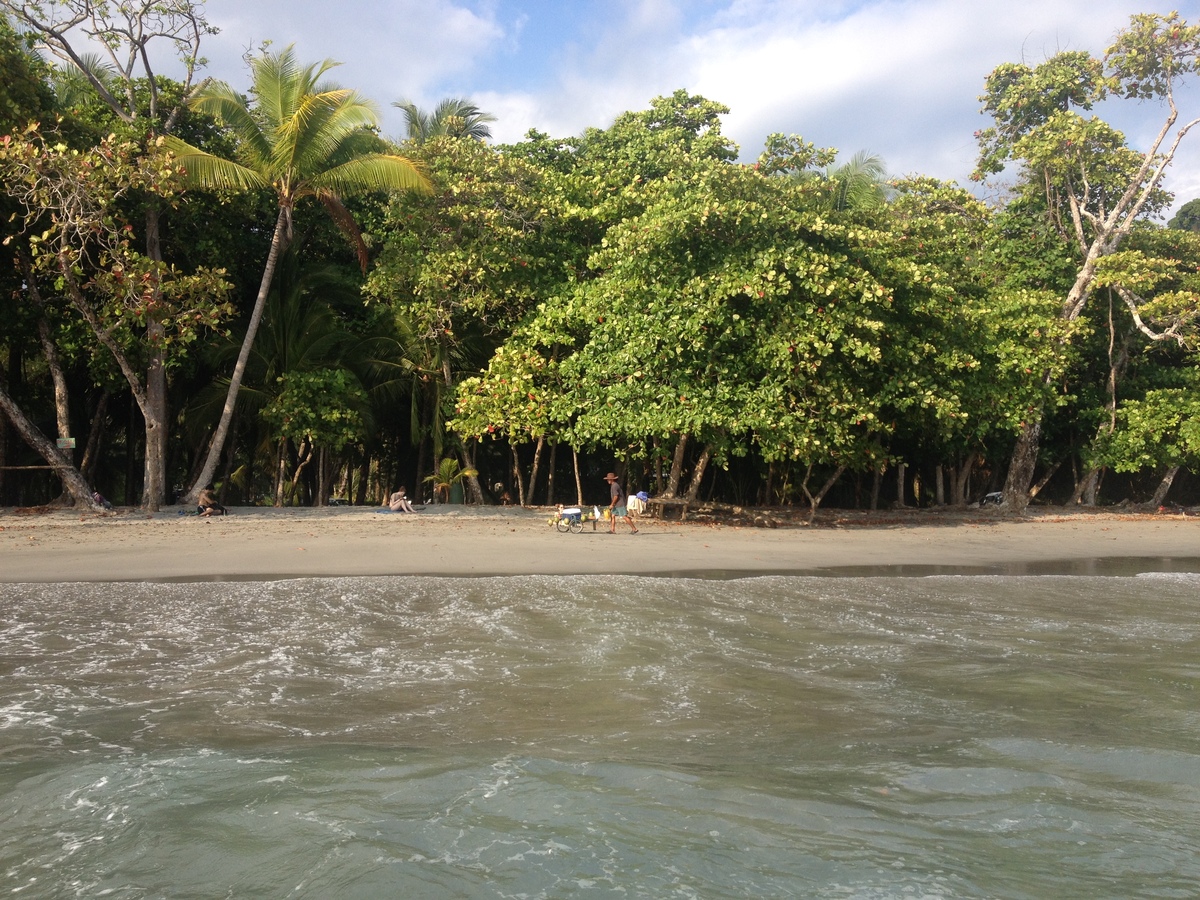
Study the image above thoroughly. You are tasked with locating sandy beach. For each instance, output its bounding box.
[1,503,1197,582]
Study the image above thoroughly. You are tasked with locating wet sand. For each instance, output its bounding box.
[2,504,1197,582]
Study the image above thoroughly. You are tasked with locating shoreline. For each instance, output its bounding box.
[2,504,1198,582]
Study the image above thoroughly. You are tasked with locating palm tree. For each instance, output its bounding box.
[821,151,892,213]
[164,46,431,505]
[50,52,117,110]
[393,97,496,143]
[423,456,479,504]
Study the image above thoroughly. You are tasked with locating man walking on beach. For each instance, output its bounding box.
[604,472,638,534]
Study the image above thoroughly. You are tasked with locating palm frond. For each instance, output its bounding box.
[393,99,430,142]
[309,153,431,198]
[161,135,269,192]
[432,97,496,141]
[277,89,377,177]
[249,46,338,130]
[190,81,274,167]
[52,53,116,107]
[394,97,497,143]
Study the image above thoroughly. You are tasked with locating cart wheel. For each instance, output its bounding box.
[570,518,584,534]
[556,518,570,533]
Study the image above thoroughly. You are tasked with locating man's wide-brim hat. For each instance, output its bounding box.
[604,472,618,481]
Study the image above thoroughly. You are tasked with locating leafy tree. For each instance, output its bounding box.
[260,368,368,505]
[2,0,216,508]
[1096,365,1200,506]
[365,129,572,497]
[162,45,430,506]
[453,126,957,514]
[1,128,231,503]
[1168,197,1200,232]
[0,12,55,134]
[974,11,1200,509]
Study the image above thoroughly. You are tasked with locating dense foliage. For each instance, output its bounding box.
[2,7,1199,512]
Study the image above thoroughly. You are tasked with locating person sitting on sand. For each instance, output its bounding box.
[387,487,415,513]
[197,486,227,517]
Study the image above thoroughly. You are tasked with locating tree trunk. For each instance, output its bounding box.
[142,323,168,511]
[462,441,483,504]
[24,253,73,498]
[55,252,156,502]
[894,462,906,508]
[1029,458,1063,501]
[34,312,73,506]
[572,447,583,506]
[1083,468,1103,506]
[34,315,71,454]
[141,204,168,511]
[1068,467,1101,506]
[954,455,976,506]
[355,455,370,505]
[528,435,545,506]
[1151,465,1181,507]
[79,389,111,485]
[934,464,945,506]
[316,446,328,506]
[273,437,289,507]
[1002,418,1041,511]
[186,209,290,506]
[664,434,688,498]
[800,464,846,525]
[546,441,558,506]
[871,464,883,510]
[511,444,526,506]
[683,443,712,501]
[287,438,312,505]
[0,384,101,510]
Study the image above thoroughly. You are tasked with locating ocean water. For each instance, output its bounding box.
[2,572,1198,899]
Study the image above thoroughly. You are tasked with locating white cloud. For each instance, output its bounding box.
[164,0,1200,206]
[201,0,505,131]
[472,0,1200,206]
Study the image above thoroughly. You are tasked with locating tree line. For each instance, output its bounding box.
[2,4,1199,514]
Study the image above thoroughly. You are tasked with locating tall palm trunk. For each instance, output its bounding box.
[186,209,289,505]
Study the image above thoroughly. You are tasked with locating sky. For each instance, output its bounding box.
[170,1,1200,211]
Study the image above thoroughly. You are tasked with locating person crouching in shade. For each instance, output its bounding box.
[198,486,227,517]
[388,487,415,513]
[603,472,638,534]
